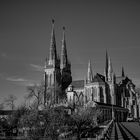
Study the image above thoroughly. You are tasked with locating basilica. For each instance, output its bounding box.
[67,54,139,119]
[44,20,139,120]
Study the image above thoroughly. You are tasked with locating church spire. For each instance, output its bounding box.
[122,66,125,77]
[105,50,109,81]
[87,60,94,83]
[60,26,68,70]
[48,19,57,66]
[108,57,113,81]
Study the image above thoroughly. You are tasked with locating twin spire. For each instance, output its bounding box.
[60,26,68,69]
[48,20,69,70]
[48,19,57,66]
[105,51,125,82]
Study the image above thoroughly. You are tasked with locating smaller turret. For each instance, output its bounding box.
[60,26,68,70]
[108,57,113,81]
[86,60,94,84]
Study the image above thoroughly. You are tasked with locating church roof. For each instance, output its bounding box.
[116,76,125,84]
[93,73,105,83]
[71,80,84,89]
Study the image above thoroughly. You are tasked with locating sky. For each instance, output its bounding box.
[0,0,140,106]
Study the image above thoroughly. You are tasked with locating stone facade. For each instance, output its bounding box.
[44,20,139,119]
[44,20,72,105]
[67,52,139,119]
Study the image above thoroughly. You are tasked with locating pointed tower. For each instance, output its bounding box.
[86,60,94,83]
[108,57,113,82]
[105,50,109,81]
[44,20,61,105]
[48,19,57,67]
[60,27,72,91]
[60,26,68,70]
[107,56,115,105]
[122,66,125,77]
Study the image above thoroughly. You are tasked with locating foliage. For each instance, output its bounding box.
[0,101,101,140]
[43,106,67,140]
[8,105,29,128]
[70,105,101,140]
[18,106,67,140]
[19,109,44,140]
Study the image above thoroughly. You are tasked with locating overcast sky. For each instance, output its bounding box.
[1,0,140,106]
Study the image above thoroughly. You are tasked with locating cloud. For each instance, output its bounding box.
[5,76,37,87]
[6,77,28,82]
[30,64,43,72]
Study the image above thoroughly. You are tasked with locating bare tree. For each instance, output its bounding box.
[4,94,17,110]
[26,84,44,110]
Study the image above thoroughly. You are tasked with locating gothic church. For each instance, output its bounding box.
[44,20,139,119]
[44,20,72,105]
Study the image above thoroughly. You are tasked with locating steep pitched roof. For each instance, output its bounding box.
[116,76,125,84]
[93,73,105,83]
[71,80,84,89]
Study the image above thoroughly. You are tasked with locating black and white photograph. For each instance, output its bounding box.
[0,0,140,139]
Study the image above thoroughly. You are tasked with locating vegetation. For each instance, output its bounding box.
[0,83,101,140]
[70,105,101,140]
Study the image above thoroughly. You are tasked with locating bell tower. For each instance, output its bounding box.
[44,20,61,104]
[60,27,72,91]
